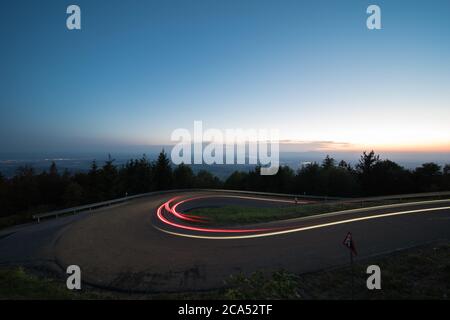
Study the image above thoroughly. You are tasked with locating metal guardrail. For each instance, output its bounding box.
[32,190,170,223]
[335,191,450,204]
[206,189,344,201]
[31,188,341,223]
[32,188,450,223]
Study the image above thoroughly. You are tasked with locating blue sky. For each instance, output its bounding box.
[1,0,450,153]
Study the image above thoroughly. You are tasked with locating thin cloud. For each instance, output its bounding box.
[279,140,354,152]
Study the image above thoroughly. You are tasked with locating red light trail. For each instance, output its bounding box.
[156,196,280,234]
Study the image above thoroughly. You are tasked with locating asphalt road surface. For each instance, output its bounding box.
[1,191,450,292]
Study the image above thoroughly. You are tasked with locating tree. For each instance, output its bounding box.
[49,161,58,176]
[87,160,100,202]
[322,165,360,197]
[62,182,84,207]
[413,162,442,192]
[338,160,352,171]
[295,163,325,196]
[136,155,153,193]
[371,160,412,195]
[444,164,450,176]
[9,166,39,213]
[443,164,450,190]
[173,163,194,188]
[0,172,7,215]
[119,155,153,195]
[245,166,263,191]
[322,155,336,169]
[356,150,380,174]
[195,170,221,188]
[225,171,247,190]
[356,150,380,195]
[265,165,295,193]
[38,162,65,206]
[99,154,118,200]
[153,150,173,190]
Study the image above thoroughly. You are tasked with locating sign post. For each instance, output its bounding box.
[342,232,357,299]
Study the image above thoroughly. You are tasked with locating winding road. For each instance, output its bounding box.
[1,190,450,292]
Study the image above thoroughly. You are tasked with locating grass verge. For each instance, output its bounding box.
[0,267,106,300]
[300,242,450,299]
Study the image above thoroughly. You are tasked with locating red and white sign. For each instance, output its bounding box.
[343,232,357,256]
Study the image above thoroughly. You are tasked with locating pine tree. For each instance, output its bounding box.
[87,160,100,202]
[322,155,336,169]
[173,163,194,188]
[153,150,173,190]
[100,154,118,200]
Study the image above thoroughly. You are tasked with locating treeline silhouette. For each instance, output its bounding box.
[0,150,449,221]
[226,151,450,197]
[0,151,219,220]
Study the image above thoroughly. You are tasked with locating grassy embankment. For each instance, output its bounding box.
[188,197,450,225]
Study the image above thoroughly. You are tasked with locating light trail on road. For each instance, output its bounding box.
[156,196,279,233]
[154,195,450,240]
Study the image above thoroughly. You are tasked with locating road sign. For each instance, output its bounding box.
[343,232,357,299]
[343,232,357,256]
